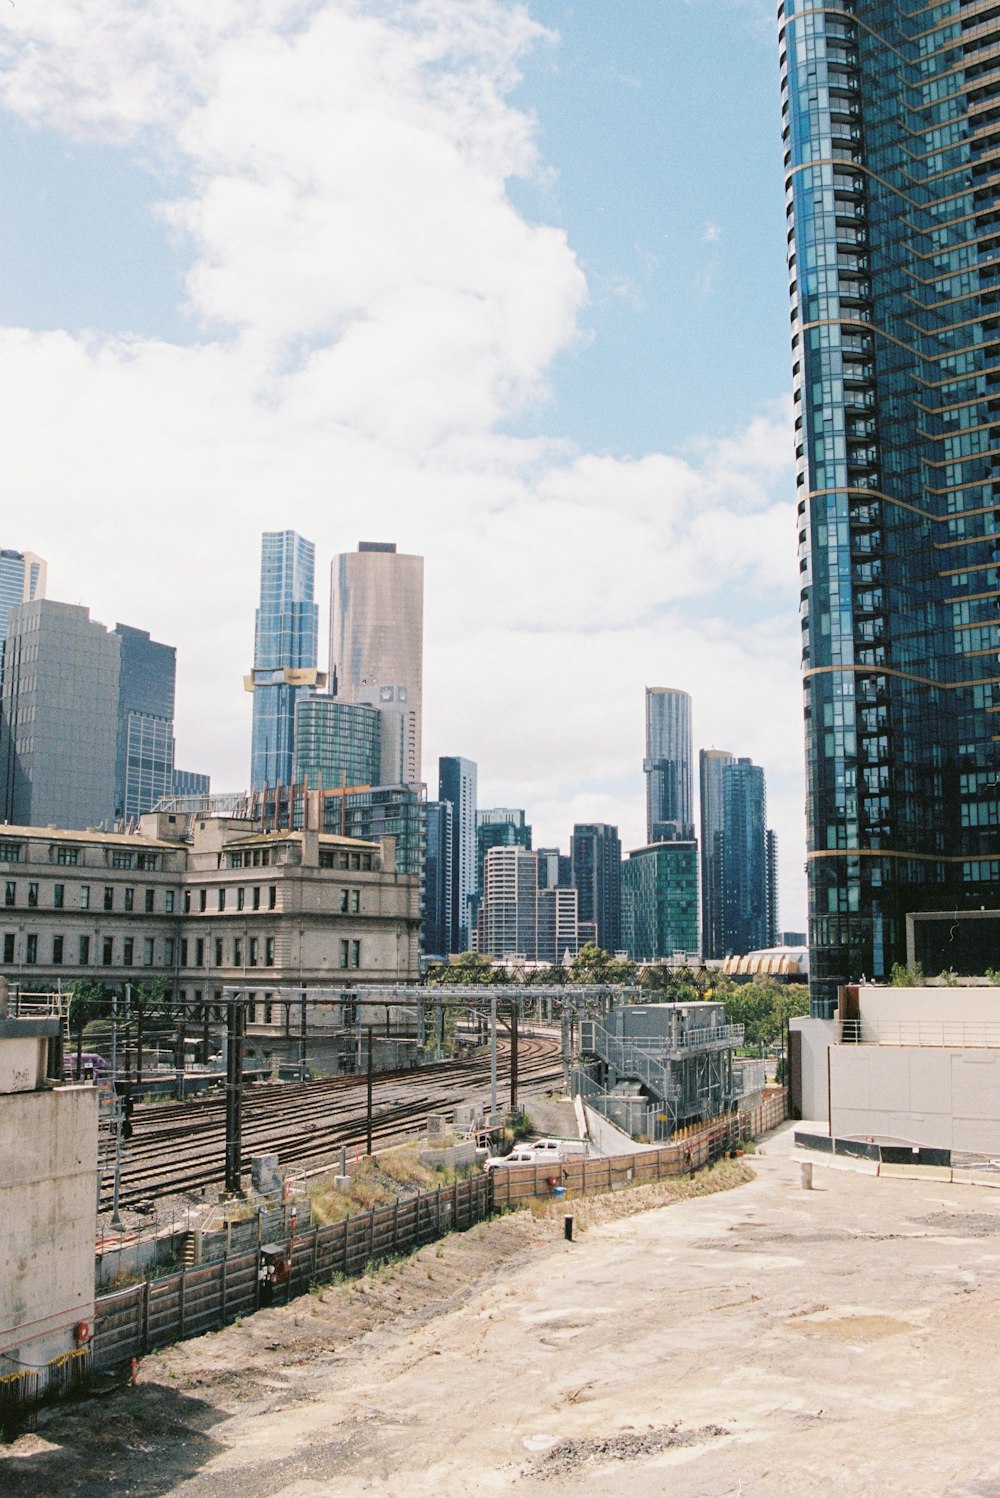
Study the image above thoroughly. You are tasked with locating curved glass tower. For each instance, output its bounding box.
[780,0,1000,1012]
[644,687,694,842]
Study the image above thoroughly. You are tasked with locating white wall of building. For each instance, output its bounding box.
[0,1066,98,1379]
[790,1016,836,1122]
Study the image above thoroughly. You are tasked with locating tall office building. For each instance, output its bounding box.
[1,601,120,829]
[438,756,477,953]
[571,823,622,953]
[721,758,768,959]
[330,543,424,783]
[422,799,453,960]
[172,769,211,800]
[536,848,573,889]
[781,2,1000,1012]
[114,624,176,822]
[247,531,322,792]
[621,841,699,963]
[644,688,694,841]
[766,829,780,950]
[699,748,734,960]
[0,549,46,659]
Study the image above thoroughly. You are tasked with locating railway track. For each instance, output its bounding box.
[101,1033,563,1208]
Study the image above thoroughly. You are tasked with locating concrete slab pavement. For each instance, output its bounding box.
[177,1121,1000,1496]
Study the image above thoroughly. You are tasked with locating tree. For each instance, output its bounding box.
[425,951,498,985]
[721,979,809,1051]
[569,943,636,986]
[889,961,924,987]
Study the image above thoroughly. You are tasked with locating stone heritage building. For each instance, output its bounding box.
[0,811,421,1009]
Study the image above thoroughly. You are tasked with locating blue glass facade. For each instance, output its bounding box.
[721,758,768,958]
[644,688,694,841]
[422,799,453,959]
[249,531,320,791]
[0,549,45,688]
[781,0,1000,1012]
[114,624,176,821]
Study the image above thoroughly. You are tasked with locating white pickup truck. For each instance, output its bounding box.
[484,1138,590,1171]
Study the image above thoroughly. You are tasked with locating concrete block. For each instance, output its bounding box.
[251,1153,281,1194]
[419,1141,479,1170]
[878,1162,953,1181]
[427,1114,449,1142]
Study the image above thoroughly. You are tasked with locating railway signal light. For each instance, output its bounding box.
[122,1093,135,1140]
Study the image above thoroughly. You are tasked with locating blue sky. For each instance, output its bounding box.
[0,0,804,928]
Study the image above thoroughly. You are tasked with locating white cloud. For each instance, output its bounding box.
[0,0,804,922]
[702,221,721,243]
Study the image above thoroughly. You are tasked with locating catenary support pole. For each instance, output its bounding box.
[366,1025,374,1156]
[509,1002,518,1115]
[224,997,245,1195]
[490,992,497,1120]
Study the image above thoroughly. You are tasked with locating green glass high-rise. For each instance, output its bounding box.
[781,1,1000,1013]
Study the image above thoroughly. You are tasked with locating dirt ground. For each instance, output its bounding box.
[7,1125,1000,1496]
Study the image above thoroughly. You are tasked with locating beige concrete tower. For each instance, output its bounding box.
[329,543,424,784]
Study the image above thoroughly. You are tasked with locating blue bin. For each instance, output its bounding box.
[552,1185,567,1198]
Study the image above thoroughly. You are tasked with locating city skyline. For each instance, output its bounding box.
[0,0,805,924]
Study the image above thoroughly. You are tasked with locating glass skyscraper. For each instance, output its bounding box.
[439,755,477,953]
[621,841,699,963]
[570,822,622,954]
[248,531,321,792]
[0,549,45,686]
[721,758,769,959]
[293,696,381,790]
[699,748,734,960]
[330,542,424,784]
[114,624,176,822]
[644,688,694,842]
[781,0,1000,1012]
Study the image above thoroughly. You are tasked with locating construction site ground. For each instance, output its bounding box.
[6,1121,1000,1495]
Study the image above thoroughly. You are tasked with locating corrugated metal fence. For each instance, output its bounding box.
[491,1089,787,1210]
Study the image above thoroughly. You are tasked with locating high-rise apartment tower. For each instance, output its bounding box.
[699,748,734,960]
[570,823,622,953]
[781,0,1000,1011]
[644,688,694,842]
[439,756,477,953]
